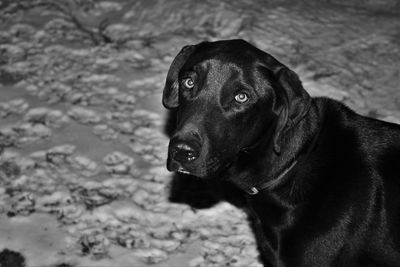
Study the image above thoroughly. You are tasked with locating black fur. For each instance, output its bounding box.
[163,39,400,266]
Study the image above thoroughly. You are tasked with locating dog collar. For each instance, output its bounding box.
[246,159,298,195]
[246,112,323,195]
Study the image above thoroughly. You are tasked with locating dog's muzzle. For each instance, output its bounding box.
[167,137,201,174]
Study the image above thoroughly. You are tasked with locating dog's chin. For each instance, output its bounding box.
[167,159,232,179]
[173,166,210,178]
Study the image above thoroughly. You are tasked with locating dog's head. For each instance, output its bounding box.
[163,39,311,177]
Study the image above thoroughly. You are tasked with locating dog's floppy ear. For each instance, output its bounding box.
[269,66,311,154]
[162,45,197,109]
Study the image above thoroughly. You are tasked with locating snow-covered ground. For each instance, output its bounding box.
[0,0,399,266]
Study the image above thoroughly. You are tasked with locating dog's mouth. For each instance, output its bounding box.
[168,161,211,178]
[167,151,236,178]
[176,167,191,175]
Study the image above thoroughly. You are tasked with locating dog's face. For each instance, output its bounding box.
[163,39,311,178]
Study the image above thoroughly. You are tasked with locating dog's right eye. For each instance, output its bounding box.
[182,78,194,89]
[234,92,249,104]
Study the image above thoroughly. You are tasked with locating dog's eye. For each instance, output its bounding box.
[182,78,194,89]
[234,93,249,103]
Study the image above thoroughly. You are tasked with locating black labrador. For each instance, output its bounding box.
[162,39,400,266]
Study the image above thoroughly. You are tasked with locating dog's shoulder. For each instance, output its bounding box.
[314,96,400,142]
[315,96,400,185]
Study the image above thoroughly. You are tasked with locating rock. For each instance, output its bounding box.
[77,233,110,259]
[105,164,130,175]
[133,248,168,264]
[189,256,205,267]
[116,232,150,249]
[12,123,52,144]
[0,161,20,178]
[43,18,75,38]
[0,44,26,63]
[98,1,123,12]
[24,107,49,123]
[129,142,153,155]
[14,157,36,172]
[68,106,101,124]
[26,123,52,137]
[133,189,163,210]
[103,87,119,95]
[76,191,117,211]
[112,203,149,223]
[92,124,118,140]
[29,150,47,161]
[0,150,19,161]
[25,84,38,94]
[103,151,134,166]
[0,128,19,147]
[9,23,36,40]
[81,74,120,84]
[0,99,29,117]
[147,166,170,180]
[142,154,164,165]
[36,191,72,208]
[140,181,165,194]
[69,155,98,176]
[9,99,29,114]
[45,153,69,166]
[58,204,86,224]
[48,110,70,127]
[47,144,76,155]
[112,93,136,110]
[32,30,49,43]
[24,107,69,128]
[37,82,72,104]
[127,76,160,89]
[9,193,35,216]
[112,121,135,135]
[151,238,181,252]
[1,99,29,116]
[133,126,157,139]
[131,109,163,127]
[94,58,119,72]
[67,92,86,105]
[101,177,138,189]
[102,23,132,43]
[170,227,199,243]
[104,111,130,121]
[219,16,245,38]
[0,103,10,118]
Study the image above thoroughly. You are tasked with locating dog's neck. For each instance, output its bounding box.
[228,100,323,201]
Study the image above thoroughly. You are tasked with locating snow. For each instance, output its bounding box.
[0,0,399,266]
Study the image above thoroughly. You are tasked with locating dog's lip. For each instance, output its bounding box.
[176,167,191,175]
[167,160,187,173]
[175,166,208,177]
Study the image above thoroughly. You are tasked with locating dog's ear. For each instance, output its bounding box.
[269,66,311,154]
[163,45,197,109]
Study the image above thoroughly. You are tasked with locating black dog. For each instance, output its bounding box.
[162,39,400,266]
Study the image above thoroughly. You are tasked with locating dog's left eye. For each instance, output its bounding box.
[234,93,249,103]
[182,78,194,89]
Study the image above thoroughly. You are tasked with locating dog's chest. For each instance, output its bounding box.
[247,194,349,266]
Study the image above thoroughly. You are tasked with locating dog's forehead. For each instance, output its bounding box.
[178,40,277,99]
[187,40,262,68]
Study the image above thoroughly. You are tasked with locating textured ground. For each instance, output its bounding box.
[0,1,399,266]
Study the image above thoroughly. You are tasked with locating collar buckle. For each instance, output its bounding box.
[248,187,259,195]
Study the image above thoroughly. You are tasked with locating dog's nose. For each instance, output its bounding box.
[171,142,199,163]
[170,141,200,163]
